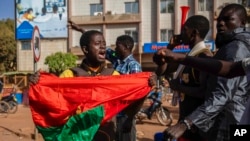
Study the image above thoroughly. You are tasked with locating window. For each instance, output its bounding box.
[198,0,212,11]
[160,0,174,13]
[161,29,173,42]
[125,30,138,42]
[125,2,138,13]
[90,4,103,15]
[21,41,31,50]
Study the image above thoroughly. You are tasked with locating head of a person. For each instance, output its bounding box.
[42,7,46,15]
[216,3,247,34]
[53,5,58,13]
[27,8,33,14]
[115,35,134,59]
[79,30,106,66]
[181,15,209,46]
[161,78,169,88]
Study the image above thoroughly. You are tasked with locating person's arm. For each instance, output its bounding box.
[153,35,183,76]
[156,48,245,78]
[153,49,179,76]
[183,56,245,78]
[68,20,85,34]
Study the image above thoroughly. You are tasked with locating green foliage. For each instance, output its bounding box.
[44,52,78,75]
[0,19,16,73]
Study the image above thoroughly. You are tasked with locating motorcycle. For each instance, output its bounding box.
[0,101,10,118]
[136,83,173,126]
[1,92,18,114]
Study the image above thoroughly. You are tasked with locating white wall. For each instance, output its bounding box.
[106,0,137,14]
[141,0,156,43]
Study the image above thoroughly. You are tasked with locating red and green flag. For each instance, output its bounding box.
[29,72,152,141]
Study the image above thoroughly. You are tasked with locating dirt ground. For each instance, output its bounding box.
[0,96,179,141]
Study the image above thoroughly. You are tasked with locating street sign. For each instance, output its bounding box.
[31,26,41,62]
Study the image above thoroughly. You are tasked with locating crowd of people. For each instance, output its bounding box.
[28,3,250,141]
[154,3,250,141]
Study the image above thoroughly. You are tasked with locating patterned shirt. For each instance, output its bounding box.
[109,54,142,74]
[106,53,142,117]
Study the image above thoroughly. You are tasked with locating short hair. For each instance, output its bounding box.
[53,5,58,13]
[184,15,210,39]
[79,30,103,48]
[116,35,134,51]
[27,8,33,13]
[219,3,247,25]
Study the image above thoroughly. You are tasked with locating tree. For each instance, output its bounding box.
[44,52,78,76]
[0,19,16,73]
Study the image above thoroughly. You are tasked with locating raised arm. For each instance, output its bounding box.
[68,20,85,34]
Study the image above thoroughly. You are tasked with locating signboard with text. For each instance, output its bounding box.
[15,0,68,39]
[143,41,215,53]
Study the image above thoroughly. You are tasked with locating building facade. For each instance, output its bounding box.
[17,0,245,72]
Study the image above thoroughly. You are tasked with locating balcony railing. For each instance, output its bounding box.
[71,13,141,25]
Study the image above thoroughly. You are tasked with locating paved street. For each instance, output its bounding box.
[0,96,178,141]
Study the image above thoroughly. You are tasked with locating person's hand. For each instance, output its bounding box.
[28,70,41,85]
[148,72,157,88]
[122,118,133,133]
[153,48,177,65]
[163,123,187,139]
[153,48,167,66]
[68,20,85,33]
[167,34,182,50]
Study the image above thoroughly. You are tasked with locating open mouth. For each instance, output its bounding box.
[217,29,225,33]
[98,51,106,59]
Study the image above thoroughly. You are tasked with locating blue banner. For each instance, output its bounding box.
[143,41,215,53]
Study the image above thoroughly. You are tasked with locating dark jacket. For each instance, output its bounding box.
[188,28,250,141]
